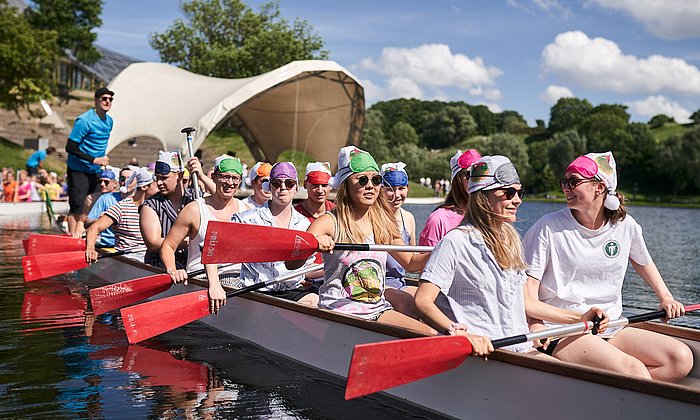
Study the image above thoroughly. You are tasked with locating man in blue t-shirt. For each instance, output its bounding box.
[65,87,114,237]
[26,146,55,176]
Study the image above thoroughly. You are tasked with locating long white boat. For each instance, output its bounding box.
[73,254,700,419]
[0,200,69,217]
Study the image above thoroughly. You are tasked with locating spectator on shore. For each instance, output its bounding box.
[26,147,56,177]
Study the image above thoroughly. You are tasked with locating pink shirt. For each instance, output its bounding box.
[418,207,465,246]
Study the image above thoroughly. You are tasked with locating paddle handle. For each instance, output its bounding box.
[225,263,323,298]
[333,243,433,253]
[181,127,201,199]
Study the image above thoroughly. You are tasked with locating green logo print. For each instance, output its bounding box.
[603,240,620,258]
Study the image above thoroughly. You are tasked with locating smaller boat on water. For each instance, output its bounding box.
[70,253,700,420]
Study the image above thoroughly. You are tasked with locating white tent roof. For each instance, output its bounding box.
[106,60,364,166]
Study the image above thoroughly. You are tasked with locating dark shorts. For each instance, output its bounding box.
[536,335,610,356]
[67,169,98,214]
[26,165,39,176]
[260,289,313,302]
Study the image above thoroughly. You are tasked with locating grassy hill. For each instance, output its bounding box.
[0,137,66,174]
[649,122,691,143]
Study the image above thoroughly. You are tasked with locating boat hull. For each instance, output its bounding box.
[78,256,700,419]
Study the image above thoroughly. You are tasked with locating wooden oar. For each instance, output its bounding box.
[344,304,700,400]
[25,234,86,255]
[200,221,433,264]
[90,264,234,315]
[121,263,323,344]
[22,247,146,282]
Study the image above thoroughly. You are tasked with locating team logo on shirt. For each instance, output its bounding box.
[603,240,620,258]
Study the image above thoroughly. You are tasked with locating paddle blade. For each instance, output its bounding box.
[22,239,28,254]
[22,250,88,282]
[345,335,472,400]
[121,290,210,344]
[26,234,85,255]
[90,274,172,315]
[201,221,319,264]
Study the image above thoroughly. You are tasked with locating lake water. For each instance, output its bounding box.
[1,202,698,418]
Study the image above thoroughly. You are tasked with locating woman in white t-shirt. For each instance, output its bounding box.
[523,151,692,381]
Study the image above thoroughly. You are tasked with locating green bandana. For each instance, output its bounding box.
[216,157,243,175]
[348,152,379,173]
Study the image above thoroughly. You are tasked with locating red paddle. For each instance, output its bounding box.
[25,234,86,255]
[200,221,433,264]
[344,304,700,400]
[22,248,145,282]
[90,265,230,315]
[121,263,322,344]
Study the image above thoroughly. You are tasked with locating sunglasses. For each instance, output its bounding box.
[100,96,113,103]
[356,174,383,187]
[495,187,525,200]
[559,177,597,190]
[217,174,242,184]
[99,179,112,185]
[270,179,297,189]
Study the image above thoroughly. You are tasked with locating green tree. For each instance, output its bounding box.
[25,0,102,64]
[468,104,497,135]
[548,130,587,178]
[388,121,419,146]
[360,109,391,164]
[690,109,700,125]
[610,123,657,190]
[548,97,593,134]
[497,110,528,133]
[422,105,476,149]
[656,129,700,197]
[0,3,57,113]
[150,0,328,78]
[578,105,629,151]
[527,138,557,193]
[649,114,674,128]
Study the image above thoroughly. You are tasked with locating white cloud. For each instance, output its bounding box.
[541,31,700,95]
[591,0,700,39]
[625,95,692,123]
[358,43,503,102]
[539,85,574,104]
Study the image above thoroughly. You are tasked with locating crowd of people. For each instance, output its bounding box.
[54,87,693,383]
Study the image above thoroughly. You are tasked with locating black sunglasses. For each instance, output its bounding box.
[357,174,383,187]
[99,179,112,185]
[270,179,297,189]
[495,187,525,200]
[559,177,597,190]
[100,96,113,103]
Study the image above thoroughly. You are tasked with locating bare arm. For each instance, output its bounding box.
[205,263,226,314]
[85,214,115,263]
[523,276,607,328]
[161,201,197,283]
[139,205,164,253]
[414,281,494,356]
[187,157,216,195]
[630,260,685,318]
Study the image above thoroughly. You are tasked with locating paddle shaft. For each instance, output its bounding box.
[97,247,146,260]
[492,304,700,348]
[334,243,433,253]
[225,263,323,298]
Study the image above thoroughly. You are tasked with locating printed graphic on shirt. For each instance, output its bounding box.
[603,239,620,258]
[341,258,383,303]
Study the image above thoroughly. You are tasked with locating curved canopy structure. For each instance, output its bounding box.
[106,60,364,166]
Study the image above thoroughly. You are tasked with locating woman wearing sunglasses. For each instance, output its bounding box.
[415,155,563,357]
[288,146,434,333]
[522,152,692,381]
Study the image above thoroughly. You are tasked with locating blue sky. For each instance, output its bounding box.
[96,0,700,125]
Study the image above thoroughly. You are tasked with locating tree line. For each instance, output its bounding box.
[361,98,700,197]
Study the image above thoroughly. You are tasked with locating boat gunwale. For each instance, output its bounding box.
[103,252,700,406]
